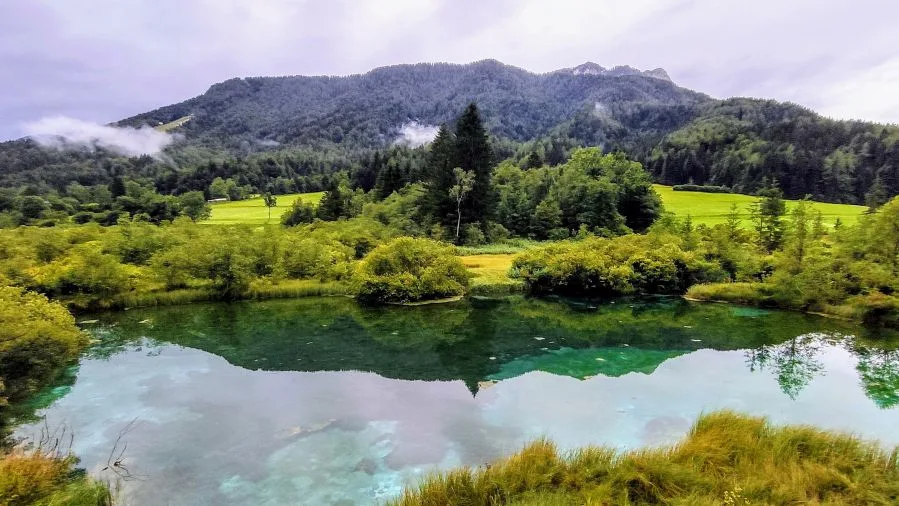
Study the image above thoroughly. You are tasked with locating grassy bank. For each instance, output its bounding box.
[205,191,325,225]
[459,254,523,296]
[653,184,866,226]
[390,410,899,505]
[62,279,352,311]
[687,283,899,328]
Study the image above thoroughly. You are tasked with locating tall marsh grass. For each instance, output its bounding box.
[389,411,899,505]
[245,279,351,299]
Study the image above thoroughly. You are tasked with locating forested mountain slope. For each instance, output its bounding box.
[1,59,897,205]
[116,59,705,150]
[644,98,899,203]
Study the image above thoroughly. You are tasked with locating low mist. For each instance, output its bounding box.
[23,116,177,157]
[395,121,439,147]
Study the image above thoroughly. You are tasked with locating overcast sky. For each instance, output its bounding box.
[1,0,897,141]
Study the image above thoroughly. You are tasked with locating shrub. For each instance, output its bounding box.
[0,286,87,405]
[461,223,486,246]
[280,199,316,227]
[672,184,732,193]
[353,237,471,304]
[281,237,353,280]
[511,234,726,297]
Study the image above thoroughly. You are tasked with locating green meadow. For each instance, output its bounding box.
[204,186,866,227]
[653,184,867,226]
[205,192,325,225]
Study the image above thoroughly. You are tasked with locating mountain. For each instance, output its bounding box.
[115,59,704,151]
[1,59,898,205]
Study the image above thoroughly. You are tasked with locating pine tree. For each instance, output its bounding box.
[546,140,566,166]
[317,183,344,221]
[353,151,381,191]
[866,175,889,211]
[424,124,457,224]
[375,162,406,199]
[751,180,786,253]
[454,103,494,225]
[525,151,542,169]
[109,176,126,198]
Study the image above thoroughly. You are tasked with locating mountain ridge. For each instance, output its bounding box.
[553,61,672,82]
[1,59,898,206]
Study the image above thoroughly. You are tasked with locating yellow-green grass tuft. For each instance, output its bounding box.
[390,410,899,505]
[0,450,111,506]
[459,254,524,296]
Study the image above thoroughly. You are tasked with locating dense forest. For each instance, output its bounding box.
[645,98,899,204]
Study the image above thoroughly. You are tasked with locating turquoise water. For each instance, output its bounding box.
[11,296,899,505]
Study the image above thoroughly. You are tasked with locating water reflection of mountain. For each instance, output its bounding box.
[82,296,899,402]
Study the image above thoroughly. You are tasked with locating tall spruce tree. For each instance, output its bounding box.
[317,182,344,221]
[751,180,786,253]
[454,103,494,225]
[525,151,543,169]
[425,124,457,225]
[374,161,406,199]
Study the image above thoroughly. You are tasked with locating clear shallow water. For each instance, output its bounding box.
[10,296,899,505]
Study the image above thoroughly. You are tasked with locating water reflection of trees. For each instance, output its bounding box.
[746,332,899,408]
[746,333,825,399]
[854,348,899,408]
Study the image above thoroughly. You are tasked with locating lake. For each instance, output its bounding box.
[10,296,899,505]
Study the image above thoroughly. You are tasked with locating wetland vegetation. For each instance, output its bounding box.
[2,102,899,505]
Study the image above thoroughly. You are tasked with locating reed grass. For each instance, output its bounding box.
[245,279,351,299]
[0,450,111,506]
[459,254,525,296]
[389,411,899,505]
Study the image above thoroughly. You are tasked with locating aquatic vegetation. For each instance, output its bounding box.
[0,447,111,506]
[390,411,899,505]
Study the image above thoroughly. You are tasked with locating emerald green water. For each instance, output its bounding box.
[11,296,899,505]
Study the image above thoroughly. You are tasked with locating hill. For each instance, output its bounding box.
[1,59,898,206]
[115,59,706,152]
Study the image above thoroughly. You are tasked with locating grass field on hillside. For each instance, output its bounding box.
[653,184,867,226]
[205,192,325,225]
[153,115,193,132]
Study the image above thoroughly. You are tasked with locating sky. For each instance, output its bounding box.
[1,0,898,141]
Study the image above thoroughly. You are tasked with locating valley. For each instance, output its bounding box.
[2,55,899,506]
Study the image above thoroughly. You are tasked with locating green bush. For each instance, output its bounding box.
[672,184,732,193]
[280,199,316,227]
[511,234,726,297]
[353,237,471,304]
[281,237,353,280]
[0,286,88,405]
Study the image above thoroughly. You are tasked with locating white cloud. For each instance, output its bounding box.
[395,121,439,147]
[812,57,899,124]
[4,0,899,141]
[23,116,177,157]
